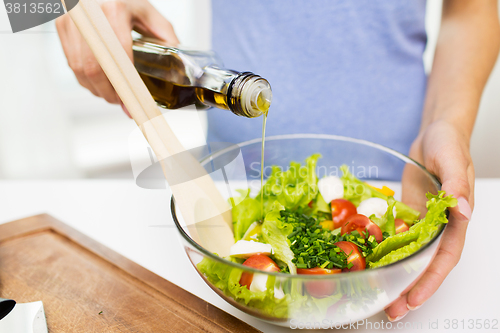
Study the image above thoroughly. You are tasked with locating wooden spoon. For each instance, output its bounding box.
[60,0,234,256]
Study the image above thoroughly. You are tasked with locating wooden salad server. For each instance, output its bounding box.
[60,0,234,256]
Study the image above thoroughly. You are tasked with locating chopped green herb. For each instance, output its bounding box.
[279,210,350,270]
[338,232,378,257]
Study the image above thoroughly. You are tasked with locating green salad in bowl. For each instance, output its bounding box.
[171,134,455,325]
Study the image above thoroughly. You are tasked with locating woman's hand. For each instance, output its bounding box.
[385,0,499,320]
[385,120,474,321]
[56,0,179,109]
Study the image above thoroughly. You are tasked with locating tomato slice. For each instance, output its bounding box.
[331,199,357,229]
[297,267,342,275]
[239,255,280,288]
[335,241,366,272]
[395,218,409,234]
[298,267,341,298]
[341,214,383,242]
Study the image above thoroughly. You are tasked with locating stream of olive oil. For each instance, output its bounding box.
[260,112,267,219]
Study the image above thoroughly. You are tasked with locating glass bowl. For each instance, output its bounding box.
[171,134,443,327]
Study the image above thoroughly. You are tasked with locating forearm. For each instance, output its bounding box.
[386,1,496,320]
[420,0,500,139]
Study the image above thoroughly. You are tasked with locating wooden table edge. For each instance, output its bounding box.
[0,214,261,333]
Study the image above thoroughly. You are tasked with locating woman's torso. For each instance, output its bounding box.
[208,0,427,154]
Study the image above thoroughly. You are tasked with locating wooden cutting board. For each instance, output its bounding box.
[0,214,260,333]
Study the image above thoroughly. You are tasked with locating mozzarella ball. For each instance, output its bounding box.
[357,197,395,219]
[318,176,344,203]
[229,240,273,259]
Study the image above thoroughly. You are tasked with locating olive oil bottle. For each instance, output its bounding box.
[133,37,272,118]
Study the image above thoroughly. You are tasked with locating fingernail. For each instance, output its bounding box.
[387,311,408,322]
[120,102,132,119]
[407,303,422,311]
[457,197,471,221]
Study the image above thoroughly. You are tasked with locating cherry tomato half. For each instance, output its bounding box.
[341,214,383,242]
[239,255,280,288]
[297,267,341,298]
[335,241,366,272]
[395,218,409,234]
[297,267,342,275]
[331,199,357,229]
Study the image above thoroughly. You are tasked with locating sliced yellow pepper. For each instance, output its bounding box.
[367,184,395,197]
[319,220,334,231]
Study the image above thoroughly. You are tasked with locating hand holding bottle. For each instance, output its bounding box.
[56,0,179,109]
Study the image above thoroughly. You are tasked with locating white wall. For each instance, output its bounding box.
[470,58,500,178]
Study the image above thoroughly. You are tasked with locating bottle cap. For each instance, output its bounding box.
[246,80,272,117]
[230,73,272,118]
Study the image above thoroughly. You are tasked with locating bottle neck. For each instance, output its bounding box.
[227,72,272,118]
[132,37,272,117]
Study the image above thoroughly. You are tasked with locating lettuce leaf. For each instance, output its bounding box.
[259,154,321,212]
[369,242,422,269]
[301,293,343,319]
[371,197,397,236]
[197,255,345,320]
[340,165,375,206]
[421,191,458,227]
[367,223,422,263]
[394,202,421,226]
[197,257,291,317]
[368,191,457,268]
[230,189,250,207]
[261,202,297,274]
[315,193,331,213]
[340,165,421,225]
[230,190,261,241]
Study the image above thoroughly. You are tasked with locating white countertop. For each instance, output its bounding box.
[0,179,499,332]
